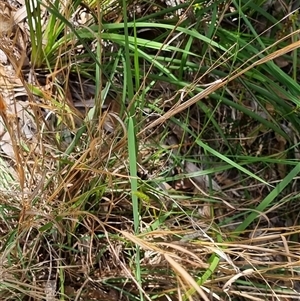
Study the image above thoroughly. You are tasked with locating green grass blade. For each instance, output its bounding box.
[235,163,300,233]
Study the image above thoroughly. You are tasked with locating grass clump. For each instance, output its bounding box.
[0,0,300,300]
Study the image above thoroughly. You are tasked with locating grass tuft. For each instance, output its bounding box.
[0,0,300,300]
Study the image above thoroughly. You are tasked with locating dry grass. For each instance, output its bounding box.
[0,0,300,300]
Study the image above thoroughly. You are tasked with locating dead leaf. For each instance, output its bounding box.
[45,279,56,301]
[184,161,221,191]
[0,131,14,158]
[0,4,14,36]
[274,56,289,68]
[13,6,27,24]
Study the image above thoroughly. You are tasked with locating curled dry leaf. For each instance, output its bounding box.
[13,5,27,24]
[222,269,254,292]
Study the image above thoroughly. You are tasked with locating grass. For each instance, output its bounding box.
[0,0,300,300]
